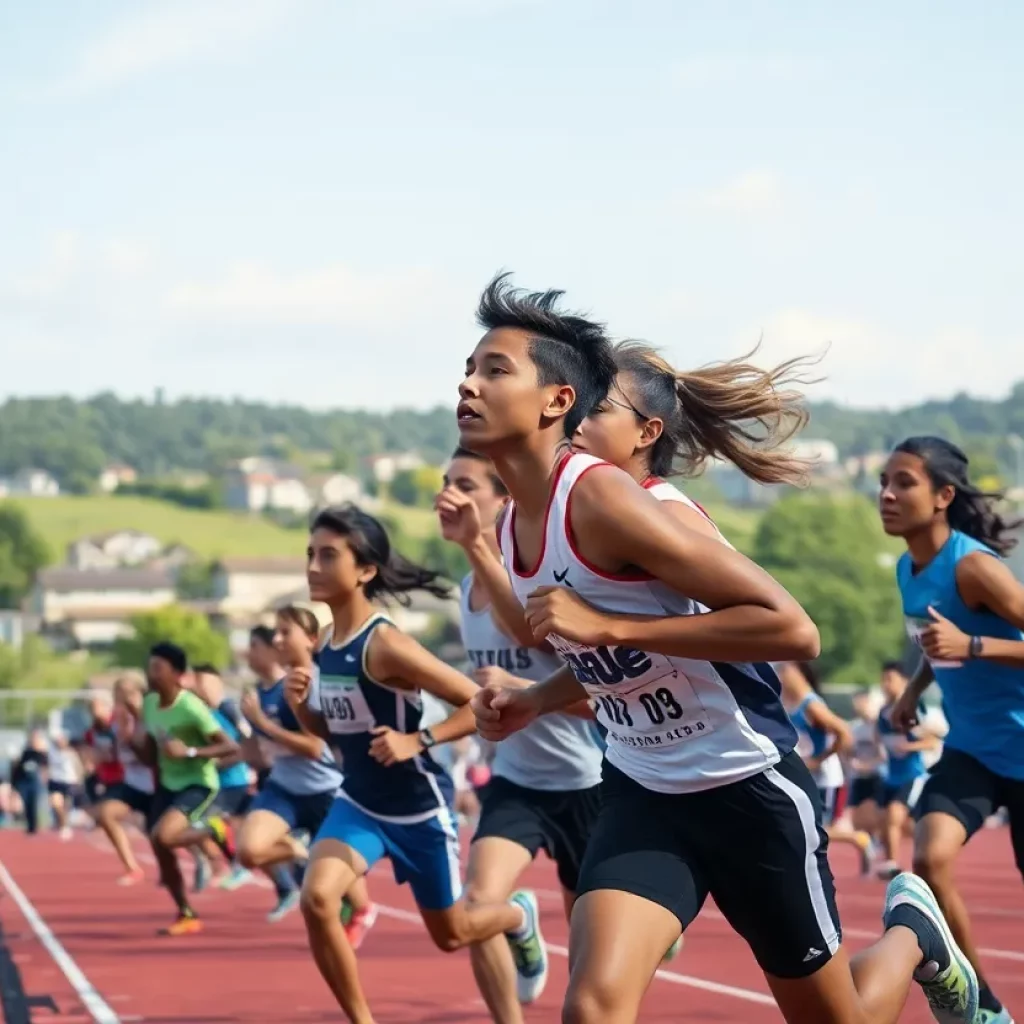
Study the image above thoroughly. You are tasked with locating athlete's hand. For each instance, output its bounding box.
[284,667,313,708]
[240,689,264,725]
[524,586,613,646]
[471,685,540,742]
[368,727,422,766]
[889,690,921,734]
[919,606,970,661]
[434,486,484,548]
[473,666,533,691]
[162,737,190,760]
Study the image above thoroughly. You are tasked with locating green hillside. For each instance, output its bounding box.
[10,495,441,564]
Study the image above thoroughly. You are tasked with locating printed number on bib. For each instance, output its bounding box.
[592,686,712,748]
[319,676,375,734]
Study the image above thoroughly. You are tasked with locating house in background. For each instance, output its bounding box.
[211,557,308,615]
[0,468,60,498]
[366,452,424,484]
[66,530,163,570]
[224,457,312,514]
[307,472,364,508]
[98,464,138,493]
[32,567,176,647]
[0,610,35,650]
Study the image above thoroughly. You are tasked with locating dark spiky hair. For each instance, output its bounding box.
[476,272,616,436]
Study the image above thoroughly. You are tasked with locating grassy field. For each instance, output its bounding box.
[10,495,443,563]
[10,493,765,564]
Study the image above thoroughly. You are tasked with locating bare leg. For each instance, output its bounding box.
[151,811,195,916]
[238,810,306,870]
[301,839,375,1024]
[561,889,682,1024]
[462,837,534,1024]
[97,799,141,874]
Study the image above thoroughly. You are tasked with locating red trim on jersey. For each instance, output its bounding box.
[565,462,655,583]
[507,450,573,578]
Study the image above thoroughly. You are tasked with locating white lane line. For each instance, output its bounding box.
[372,906,776,1006]
[0,859,122,1024]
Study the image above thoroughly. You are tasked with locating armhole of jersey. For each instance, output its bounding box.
[316,625,332,654]
[360,615,399,691]
[952,546,1003,613]
[564,463,655,583]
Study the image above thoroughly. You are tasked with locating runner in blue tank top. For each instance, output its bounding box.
[286,504,544,1023]
[881,435,1024,1024]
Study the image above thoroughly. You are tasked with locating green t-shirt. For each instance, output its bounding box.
[143,690,222,793]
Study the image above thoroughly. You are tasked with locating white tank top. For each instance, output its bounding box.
[499,452,797,794]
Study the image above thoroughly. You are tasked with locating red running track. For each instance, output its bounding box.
[0,825,1021,1022]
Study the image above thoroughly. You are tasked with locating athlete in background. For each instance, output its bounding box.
[882,435,1024,1024]
[845,687,886,845]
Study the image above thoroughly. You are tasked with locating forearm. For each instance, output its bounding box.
[430,703,477,745]
[602,605,818,663]
[291,702,332,743]
[907,657,934,699]
[466,538,538,647]
[976,637,1024,668]
[195,739,238,760]
[130,731,156,766]
[532,666,589,715]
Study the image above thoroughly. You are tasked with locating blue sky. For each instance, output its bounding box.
[1,0,1021,411]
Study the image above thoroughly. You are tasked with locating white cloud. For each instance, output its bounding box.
[53,0,300,96]
[166,263,453,329]
[696,170,785,218]
[750,309,1016,408]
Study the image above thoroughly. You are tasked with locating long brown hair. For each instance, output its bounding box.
[613,340,820,485]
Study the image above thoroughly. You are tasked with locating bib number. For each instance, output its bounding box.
[591,685,711,747]
[905,617,962,669]
[319,677,375,735]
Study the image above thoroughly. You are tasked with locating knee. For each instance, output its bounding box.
[912,841,955,881]
[237,844,261,871]
[300,879,339,927]
[562,979,621,1024]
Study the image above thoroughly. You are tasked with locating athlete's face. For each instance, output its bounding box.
[193,671,222,709]
[573,373,662,471]
[851,692,875,722]
[247,636,276,676]
[880,668,907,702]
[146,655,178,697]
[274,615,315,667]
[442,456,507,526]
[307,527,376,604]
[458,328,575,455]
[879,452,953,537]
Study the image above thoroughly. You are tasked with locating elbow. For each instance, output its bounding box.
[782,614,820,662]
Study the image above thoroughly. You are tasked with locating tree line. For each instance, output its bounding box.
[3,385,1024,492]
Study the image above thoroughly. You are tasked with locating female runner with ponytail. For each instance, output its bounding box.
[881,436,1024,1024]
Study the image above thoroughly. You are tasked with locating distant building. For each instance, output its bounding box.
[97,464,138,493]
[308,472,363,508]
[366,452,424,485]
[67,530,163,571]
[0,468,60,498]
[32,567,176,647]
[0,610,34,650]
[211,557,308,615]
[224,457,312,514]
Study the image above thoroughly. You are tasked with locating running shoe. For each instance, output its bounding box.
[218,864,254,891]
[662,935,684,962]
[192,853,211,893]
[267,890,301,923]
[343,903,379,951]
[882,872,979,1023]
[978,1010,1014,1024]
[506,890,548,1004]
[159,914,204,937]
[206,816,236,859]
[877,860,902,882]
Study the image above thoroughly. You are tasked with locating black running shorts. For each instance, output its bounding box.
[577,751,842,979]
[473,775,601,892]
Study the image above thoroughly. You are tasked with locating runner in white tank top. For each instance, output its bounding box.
[461,278,979,1024]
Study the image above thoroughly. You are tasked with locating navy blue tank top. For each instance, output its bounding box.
[312,614,454,820]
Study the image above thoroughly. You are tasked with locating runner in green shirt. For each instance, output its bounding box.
[127,641,238,936]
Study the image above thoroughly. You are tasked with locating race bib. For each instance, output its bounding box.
[552,639,714,748]
[905,616,962,669]
[318,675,376,735]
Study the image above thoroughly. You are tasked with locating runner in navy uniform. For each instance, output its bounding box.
[463,274,978,1024]
[289,504,544,1024]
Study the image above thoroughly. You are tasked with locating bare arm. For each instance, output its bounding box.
[369,626,480,746]
[473,665,594,719]
[536,467,819,662]
[955,553,1024,667]
[804,697,853,760]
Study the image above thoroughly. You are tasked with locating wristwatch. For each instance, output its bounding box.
[968,636,983,659]
[185,747,198,759]
[418,728,437,750]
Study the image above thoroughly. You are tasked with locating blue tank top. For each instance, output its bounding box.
[876,703,926,786]
[213,700,251,789]
[897,529,1024,780]
[312,614,454,821]
[790,694,829,759]
[256,679,342,796]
